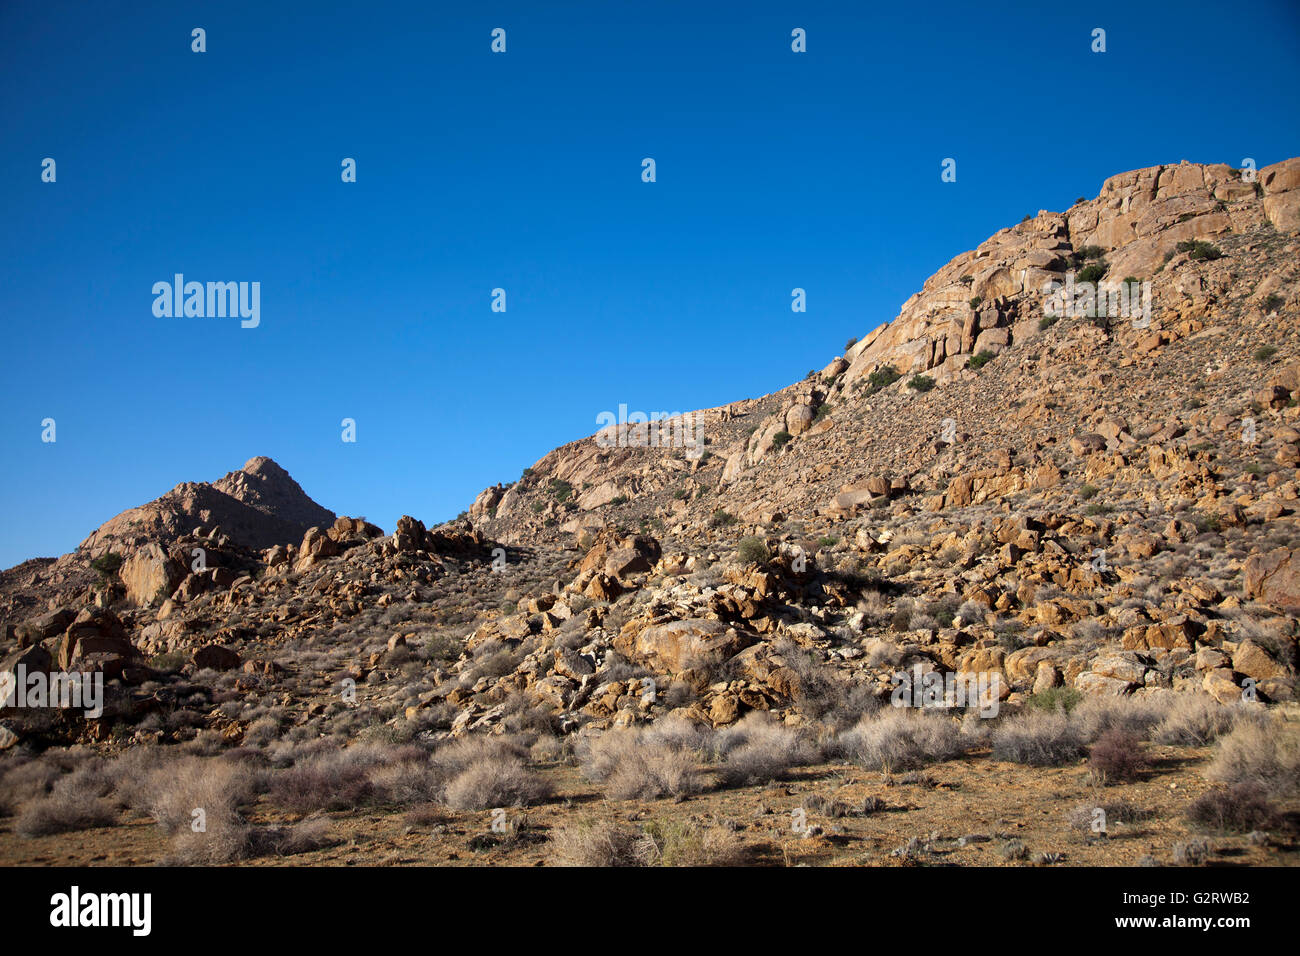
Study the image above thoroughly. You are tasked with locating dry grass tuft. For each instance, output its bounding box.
[837,709,965,771]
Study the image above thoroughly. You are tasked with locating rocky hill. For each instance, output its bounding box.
[2,158,1299,868]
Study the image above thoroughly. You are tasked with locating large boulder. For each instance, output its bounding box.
[57,609,139,679]
[1244,548,1300,608]
[14,608,75,648]
[295,526,339,571]
[633,619,755,674]
[119,542,185,606]
[193,644,242,672]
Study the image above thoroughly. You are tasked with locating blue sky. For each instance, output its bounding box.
[2,0,1298,568]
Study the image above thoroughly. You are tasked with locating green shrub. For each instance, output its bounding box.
[1039,314,1058,330]
[1253,345,1278,362]
[1261,294,1284,313]
[813,403,831,421]
[907,375,935,392]
[90,553,123,579]
[1075,245,1105,261]
[771,430,792,449]
[969,296,982,309]
[1080,484,1099,500]
[548,478,573,502]
[710,508,737,528]
[867,365,901,391]
[968,350,995,370]
[1027,687,1083,714]
[1175,239,1222,261]
[737,536,770,564]
[844,337,858,352]
[1076,262,1107,284]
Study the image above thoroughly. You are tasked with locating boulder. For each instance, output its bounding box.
[192,644,242,672]
[1243,548,1300,608]
[295,526,339,571]
[120,543,185,606]
[1231,640,1289,681]
[634,619,755,674]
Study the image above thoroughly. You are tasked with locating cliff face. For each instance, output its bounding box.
[841,158,1299,388]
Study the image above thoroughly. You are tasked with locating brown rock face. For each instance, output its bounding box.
[119,542,185,606]
[632,619,755,675]
[1244,548,1300,608]
[193,644,242,672]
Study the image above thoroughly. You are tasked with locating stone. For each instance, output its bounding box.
[192,644,242,672]
[1231,640,1288,681]
[1243,548,1300,608]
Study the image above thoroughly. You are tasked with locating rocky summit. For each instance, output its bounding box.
[3,158,1299,868]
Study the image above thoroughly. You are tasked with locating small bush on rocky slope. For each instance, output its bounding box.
[579,720,709,801]
[1088,728,1148,784]
[1152,694,1238,746]
[443,756,552,811]
[713,713,819,786]
[1207,716,1300,799]
[637,818,748,867]
[837,710,965,771]
[550,818,643,866]
[1186,782,1277,833]
[992,711,1086,766]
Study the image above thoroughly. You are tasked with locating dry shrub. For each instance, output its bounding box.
[1073,695,1166,743]
[636,819,747,866]
[579,723,707,801]
[428,734,527,780]
[367,748,443,806]
[166,815,333,865]
[144,756,258,835]
[1206,716,1300,798]
[1186,782,1277,832]
[122,755,271,864]
[550,818,642,866]
[0,755,60,817]
[1153,694,1237,746]
[269,744,387,813]
[991,710,1086,766]
[1088,728,1148,783]
[714,713,818,786]
[837,709,965,771]
[442,756,551,810]
[15,775,117,838]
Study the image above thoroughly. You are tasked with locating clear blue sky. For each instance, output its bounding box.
[2,0,1298,568]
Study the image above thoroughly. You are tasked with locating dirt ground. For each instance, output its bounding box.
[3,743,1295,867]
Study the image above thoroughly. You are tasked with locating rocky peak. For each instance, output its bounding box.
[212,456,334,531]
[78,457,336,558]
